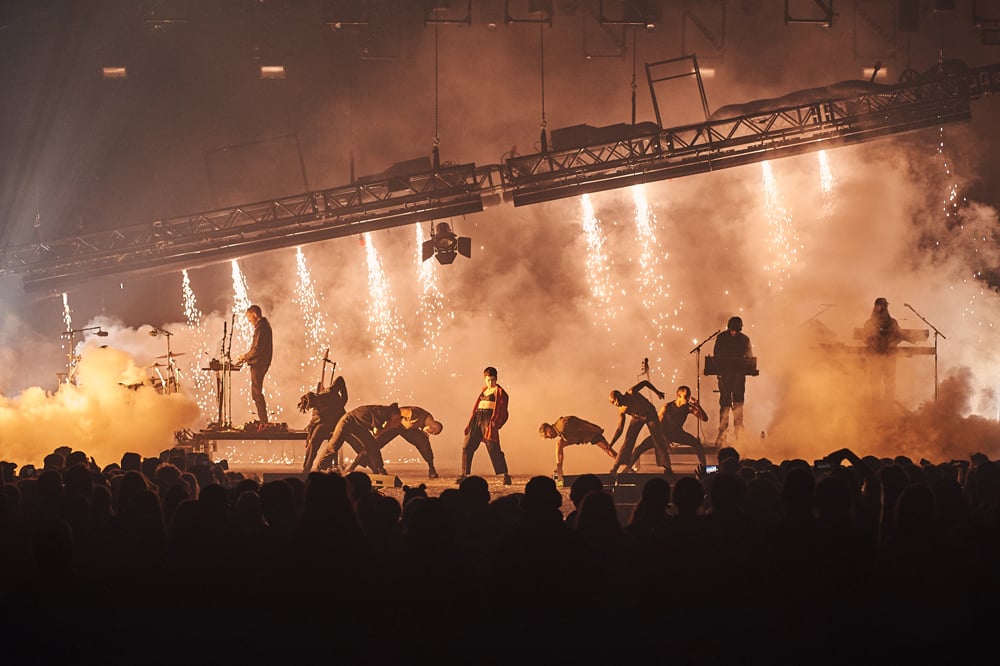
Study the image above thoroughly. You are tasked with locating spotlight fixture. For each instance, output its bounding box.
[259,64,286,79]
[422,221,471,264]
[101,66,128,80]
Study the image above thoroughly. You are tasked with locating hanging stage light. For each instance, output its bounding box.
[422,221,471,264]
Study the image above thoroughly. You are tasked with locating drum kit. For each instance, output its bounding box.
[145,327,184,395]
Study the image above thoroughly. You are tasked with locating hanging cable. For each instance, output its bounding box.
[630,28,637,125]
[433,22,441,170]
[539,21,547,152]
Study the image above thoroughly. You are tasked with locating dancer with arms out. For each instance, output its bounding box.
[608,380,673,478]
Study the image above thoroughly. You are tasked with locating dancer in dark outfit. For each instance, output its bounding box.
[607,380,672,478]
[346,405,442,478]
[457,367,511,485]
[299,375,349,473]
[310,403,402,474]
[630,385,709,468]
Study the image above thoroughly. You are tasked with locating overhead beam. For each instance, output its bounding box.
[3,62,999,293]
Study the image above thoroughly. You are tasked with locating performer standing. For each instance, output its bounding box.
[236,304,272,429]
[607,380,672,478]
[713,315,753,447]
[457,366,511,485]
[539,416,617,484]
[861,297,906,403]
[298,374,349,473]
[346,405,443,479]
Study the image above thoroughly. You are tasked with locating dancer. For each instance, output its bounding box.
[607,379,673,477]
[298,374,349,473]
[457,366,511,485]
[346,405,443,478]
[236,304,273,429]
[631,385,709,469]
[713,315,753,447]
[539,417,617,484]
[310,403,402,474]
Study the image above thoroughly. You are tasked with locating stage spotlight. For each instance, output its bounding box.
[422,221,471,264]
[101,66,128,80]
[259,64,286,79]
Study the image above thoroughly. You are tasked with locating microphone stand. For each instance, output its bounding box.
[59,326,108,385]
[903,303,946,402]
[690,329,723,442]
[152,328,178,394]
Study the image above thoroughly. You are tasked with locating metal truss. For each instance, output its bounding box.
[6,162,501,293]
[502,62,1000,206]
[3,62,999,293]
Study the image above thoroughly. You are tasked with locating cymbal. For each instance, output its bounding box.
[146,362,167,368]
[155,352,186,359]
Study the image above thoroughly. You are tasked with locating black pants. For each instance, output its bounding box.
[351,428,436,474]
[612,416,672,471]
[632,428,708,467]
[302,409,345,472]
[460,411,508,475]
[249,363,269,424]
[312,420,384,474]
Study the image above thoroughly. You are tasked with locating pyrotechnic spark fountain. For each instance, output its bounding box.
[61,292,74,383]
[294,247,335,392]
[934,126,984,341]
[181,270,215,423]
[817,150,836,219]
[363,232,407,399]
[631,184,678,364]
[580,193,618,334]
[415,224,449,371]
[760,161,802,290]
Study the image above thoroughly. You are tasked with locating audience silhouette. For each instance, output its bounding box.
[1,444,997,660]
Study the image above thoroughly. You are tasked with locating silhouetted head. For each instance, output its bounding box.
[727,316,743,332]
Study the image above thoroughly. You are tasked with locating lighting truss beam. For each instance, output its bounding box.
[4,62,1000,293]
[502,63,1000,206]
[8,163,499,293]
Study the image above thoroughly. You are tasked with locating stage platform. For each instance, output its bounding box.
[176,426,307,454]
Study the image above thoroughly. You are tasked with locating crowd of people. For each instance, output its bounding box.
[1,439,998,662]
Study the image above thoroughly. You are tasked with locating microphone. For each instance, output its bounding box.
[96,330,109,337]
[904,303,911,307]
[149,329,158,337]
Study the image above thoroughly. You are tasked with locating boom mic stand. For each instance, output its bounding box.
[690,329,722,443]
[903,302,946,402]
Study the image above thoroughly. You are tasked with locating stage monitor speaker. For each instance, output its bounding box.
[369,473,403,488]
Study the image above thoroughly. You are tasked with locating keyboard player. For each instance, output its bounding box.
[861,297,908,403]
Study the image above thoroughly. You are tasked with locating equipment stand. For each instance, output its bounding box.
[689,328,723,443]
